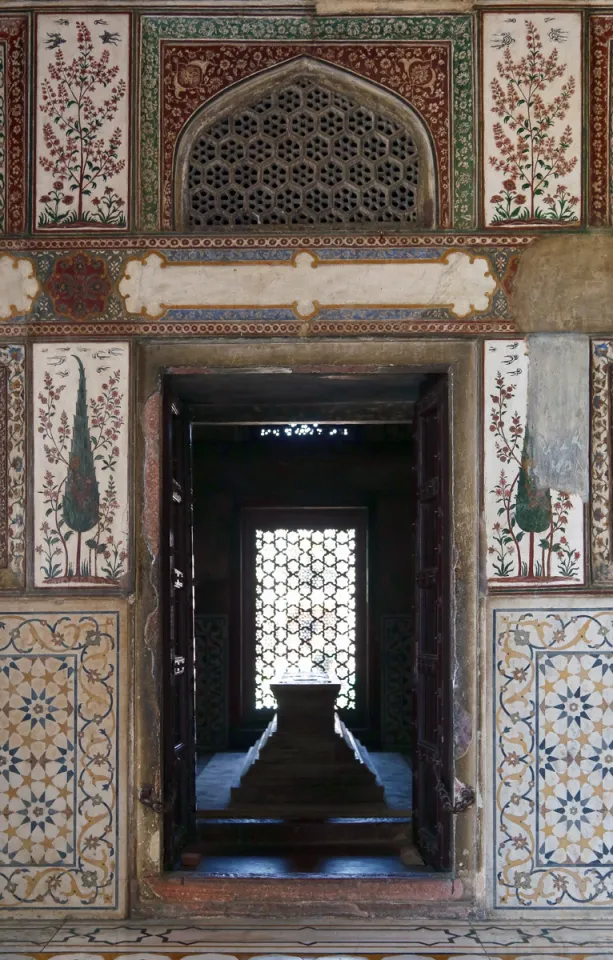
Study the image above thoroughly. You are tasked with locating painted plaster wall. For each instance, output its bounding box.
[0,1,612,923]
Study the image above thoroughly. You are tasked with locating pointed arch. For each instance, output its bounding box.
[174,56,437,232]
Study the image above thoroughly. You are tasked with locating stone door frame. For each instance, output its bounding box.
[132,338,480,917]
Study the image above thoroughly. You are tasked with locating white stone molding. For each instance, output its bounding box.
[118,249,496,322]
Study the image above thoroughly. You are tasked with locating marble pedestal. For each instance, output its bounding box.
[230,676,386,816]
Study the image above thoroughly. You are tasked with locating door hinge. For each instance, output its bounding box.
[139,784,176,814]
[435,771,476,814]
[172,654,186,676]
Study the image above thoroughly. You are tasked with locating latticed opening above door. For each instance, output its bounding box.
[176,60,435,231]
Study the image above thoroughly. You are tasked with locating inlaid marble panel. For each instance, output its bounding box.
[0,600,127,914]
[7,918,613,954]
[0,238,524,338]
[492,599,613,908]
[32,343,130,589]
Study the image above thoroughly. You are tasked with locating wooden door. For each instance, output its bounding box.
[413,376,452,870]
[162,386,196,867]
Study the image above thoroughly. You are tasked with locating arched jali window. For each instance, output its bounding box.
[174,58,436,232]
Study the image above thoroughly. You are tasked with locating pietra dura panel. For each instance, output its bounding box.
[492,598,613,909]
[0,600,127,915]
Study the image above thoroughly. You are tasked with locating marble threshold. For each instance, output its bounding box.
[4,919,613,958]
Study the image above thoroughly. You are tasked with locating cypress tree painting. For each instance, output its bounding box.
[63,356,100,578]
[515,430,552,578]
[34,343,129,586]
[485,340,583,584]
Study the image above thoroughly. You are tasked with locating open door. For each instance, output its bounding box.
[161,385,196,868]
[413,376,452,871]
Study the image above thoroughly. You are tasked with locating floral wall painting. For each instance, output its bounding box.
[33,343,129,589]
[35,15,130,231]
[482,13,582,227]
[484,340,584,586]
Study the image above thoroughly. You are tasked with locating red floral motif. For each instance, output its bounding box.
[45,253,111,320]
[0,17,28,233]
[589,17,613,225]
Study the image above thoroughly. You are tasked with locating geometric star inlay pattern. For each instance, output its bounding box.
[495,604,613,908]
[0,607,124,912]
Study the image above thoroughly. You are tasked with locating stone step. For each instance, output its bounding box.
[192,815,413,852]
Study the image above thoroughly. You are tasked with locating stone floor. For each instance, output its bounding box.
[196,751,412,811]
[4,919,613,958]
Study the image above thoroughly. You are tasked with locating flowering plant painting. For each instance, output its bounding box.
[33,344,129,587]
[486,16,580,225]
[37,16,128,228]
[485,341,584,584]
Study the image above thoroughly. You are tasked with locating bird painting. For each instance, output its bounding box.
[100,31,121,45]
[44,32,66,50]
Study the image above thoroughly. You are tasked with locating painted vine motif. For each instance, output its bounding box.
[485,340,584,585]
[1,346,26,585]
[0,17,28,234]
[33,343,129,588]
[36,15,129,230]
[591,341,613,583]
[484,14,581,227]
[0,45,5,233]
[588,17,613,226]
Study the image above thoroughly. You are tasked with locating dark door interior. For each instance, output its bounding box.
[192,420,415,749]
[160,370,453,874]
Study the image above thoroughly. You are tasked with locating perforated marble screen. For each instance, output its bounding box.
[254,526,357,710]
[186,75,420,231]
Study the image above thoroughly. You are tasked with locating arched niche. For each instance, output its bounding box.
[174,56,438,233]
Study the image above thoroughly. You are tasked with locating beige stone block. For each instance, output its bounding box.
[513,233,613,333]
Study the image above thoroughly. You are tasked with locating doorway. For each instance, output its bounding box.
[160,368,454,878]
